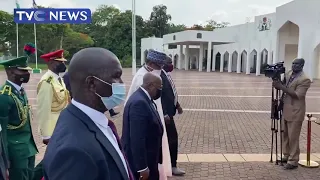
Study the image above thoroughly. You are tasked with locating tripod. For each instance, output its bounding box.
[269,85,284,165]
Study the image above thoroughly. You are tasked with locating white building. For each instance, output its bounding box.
[140,0,320,80]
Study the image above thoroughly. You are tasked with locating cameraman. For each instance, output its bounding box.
[272,58,311,170]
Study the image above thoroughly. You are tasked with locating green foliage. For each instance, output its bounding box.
[0,5,230,68]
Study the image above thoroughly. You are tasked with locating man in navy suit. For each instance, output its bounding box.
[161,57,185,176]
[43,48,133,180]
[122,72,164,180]
[63,71,120,117]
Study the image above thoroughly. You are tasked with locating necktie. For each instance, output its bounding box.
[58,77,62,85]
[20,87,25,96]
[108,121,134,180]
[166,73,178,105]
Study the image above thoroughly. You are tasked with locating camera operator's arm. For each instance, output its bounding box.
[272,79,311,99]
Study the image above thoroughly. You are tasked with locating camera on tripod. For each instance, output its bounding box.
[264,61,285,80]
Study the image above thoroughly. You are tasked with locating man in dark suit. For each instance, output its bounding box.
[122,72,164,180]
[43,48,133,180]
[63,71,120,117]
[161,57,185,176]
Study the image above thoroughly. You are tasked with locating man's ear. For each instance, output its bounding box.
[85,76,96,91]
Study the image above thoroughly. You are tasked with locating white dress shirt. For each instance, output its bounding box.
[7,80,22,92]
[72,99,129,177]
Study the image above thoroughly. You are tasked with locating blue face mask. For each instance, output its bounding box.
[93,76,126,110]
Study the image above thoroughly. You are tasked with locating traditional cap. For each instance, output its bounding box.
[147,49,167,65]
[0,56,32,71]
[40,49,67,62]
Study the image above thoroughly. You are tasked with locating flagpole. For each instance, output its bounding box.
[33,23,38,69]
[131,0,136,75]
[16,23,19,57]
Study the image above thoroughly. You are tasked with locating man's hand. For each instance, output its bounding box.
[43,139,50,145]
[139,168,150,180]
[164,115,171,124]
[177,106,183,114]
[272,81,284,90]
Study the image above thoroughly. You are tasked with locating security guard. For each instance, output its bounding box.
[0,56,38,180]
[33,49,70,180]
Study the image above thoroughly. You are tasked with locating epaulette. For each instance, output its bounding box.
[46,76,53,83]
[0,85,12,95]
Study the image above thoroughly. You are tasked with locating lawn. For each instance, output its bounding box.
[0,63,48,71]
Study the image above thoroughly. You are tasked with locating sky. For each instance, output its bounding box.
[0,0,294,26]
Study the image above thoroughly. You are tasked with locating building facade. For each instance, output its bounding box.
[140,0,320,80]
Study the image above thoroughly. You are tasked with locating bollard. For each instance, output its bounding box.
[298,114,319,168]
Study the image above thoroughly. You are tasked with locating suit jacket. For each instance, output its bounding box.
[121,88,164,174]
[37,70,70,138]
[283,70,311,121]
[62,72,72,98]
[160,70,177,118]
[43,104,129,180]
[0,81,38,168]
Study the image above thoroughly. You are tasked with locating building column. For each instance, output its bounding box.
[185,45,189,70]
[246,53,250,74]
[228,54,232,72]
[178,45,183,69]
[141,51,145,65]
[267,50,272,64]
[219,54,223,72]
[236,53,241,73]
[206,42,212,72]
[199,43,204,71]
[256,51,261,76]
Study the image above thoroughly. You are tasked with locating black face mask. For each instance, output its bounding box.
[56,63,66,73]
[16,73,30,83]
[153,88,162,100]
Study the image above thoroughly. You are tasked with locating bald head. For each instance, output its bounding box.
[142,72,162,100]
[68,47,123,112]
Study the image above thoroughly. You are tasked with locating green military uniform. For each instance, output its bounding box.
[0,57,38,180]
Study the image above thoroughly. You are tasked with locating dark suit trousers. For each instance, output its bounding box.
[9,155,35,180]
[32,160,43,180]
[165,118,178,167]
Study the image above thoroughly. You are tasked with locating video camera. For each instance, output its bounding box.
[264,61,285,80]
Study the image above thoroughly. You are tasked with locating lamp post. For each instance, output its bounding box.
[132,0,136,75]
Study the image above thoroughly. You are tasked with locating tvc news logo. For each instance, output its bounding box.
[14,8,92,24]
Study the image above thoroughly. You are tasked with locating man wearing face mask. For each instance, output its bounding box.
[161,56,185,176]
[42,48,133,180]
[36,49,70,146]
[122,72,164,180]
[126,49,172,179]
[0,56,38,180]
[273,58,311,170]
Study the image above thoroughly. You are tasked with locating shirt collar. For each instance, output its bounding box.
[71,99,109,128]
[140,87,151,100]
[7,80,21,91]
[48,69,60,80]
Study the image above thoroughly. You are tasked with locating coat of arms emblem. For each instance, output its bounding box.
[258,17,271,31]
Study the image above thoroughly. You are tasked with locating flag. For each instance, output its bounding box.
[32,0,38,8]
[15,0,20,8]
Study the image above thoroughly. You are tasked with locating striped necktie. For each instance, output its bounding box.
[166,72,178,105]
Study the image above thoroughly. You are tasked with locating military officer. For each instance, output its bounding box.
[33,49,70,180]
[0,56,38,180]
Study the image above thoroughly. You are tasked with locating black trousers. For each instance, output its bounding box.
[165,118,178,167]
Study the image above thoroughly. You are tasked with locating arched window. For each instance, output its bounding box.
[197,33,202,39]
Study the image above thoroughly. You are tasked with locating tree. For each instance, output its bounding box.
[0,11,15,53]
[168,23,186,33]
[204,20,229,31]
[148,5,172,37]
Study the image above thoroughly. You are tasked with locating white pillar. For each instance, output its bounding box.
[199,43,204,71]
[206,42,212,72]
[246,53,250,74]
[256,51,261,76]
[141,51,145,65]
[178,45,183,69]
[228,54,232,72]
[236,53,241,73]
[267,50,273,64]
[185,45,189,70]
[220,54,223,72]
[212,53,216,72]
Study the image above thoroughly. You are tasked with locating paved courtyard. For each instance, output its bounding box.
[1,68,320,179]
